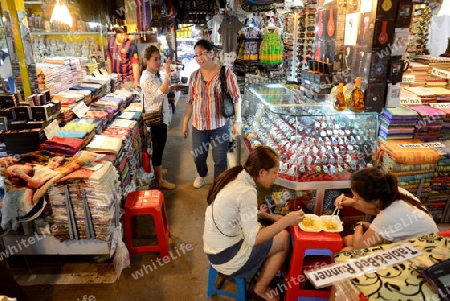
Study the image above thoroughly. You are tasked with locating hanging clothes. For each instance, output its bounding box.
[208,14,224,45]
[259,28,282,65]
[218,16,243,53]
[237,27,261,62]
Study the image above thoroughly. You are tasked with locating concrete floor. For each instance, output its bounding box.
[2,97,245,301]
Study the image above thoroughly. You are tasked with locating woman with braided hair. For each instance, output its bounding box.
[203,146,304,301]
[335,167,438,251]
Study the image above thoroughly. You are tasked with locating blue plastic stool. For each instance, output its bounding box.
[207,264,247,301]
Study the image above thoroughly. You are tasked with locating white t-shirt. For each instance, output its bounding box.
[203,170,260,275]
[370,198,438,243]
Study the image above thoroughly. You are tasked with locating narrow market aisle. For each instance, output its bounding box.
[8,96,233,301]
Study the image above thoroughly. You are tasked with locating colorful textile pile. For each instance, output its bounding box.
[0,150,97,230]
[40,136,84,156]
[48,161,119,241]
[379,107,418,140]
[376,139,441,202]
[427,141,450,222]
[408,105,446,142]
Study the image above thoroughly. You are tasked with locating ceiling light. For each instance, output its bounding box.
[50,0,72,27]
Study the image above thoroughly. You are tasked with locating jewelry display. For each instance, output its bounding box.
[243,84,378,182]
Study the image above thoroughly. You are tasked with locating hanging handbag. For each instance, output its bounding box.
[220,66,235,118]
[142,94,164,127]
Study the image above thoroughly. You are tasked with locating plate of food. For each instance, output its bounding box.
[319,215,343,232]
[299,214,322,232]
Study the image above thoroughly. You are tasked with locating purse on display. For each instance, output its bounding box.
[219,66,235,118]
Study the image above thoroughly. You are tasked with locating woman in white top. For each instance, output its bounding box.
[140,45,177,189]
[335,167,438,251]
[203,146,304,301]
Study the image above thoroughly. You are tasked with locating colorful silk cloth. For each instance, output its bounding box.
[377,139,441,165]
[0,150,98,230]
[334,233,450,301]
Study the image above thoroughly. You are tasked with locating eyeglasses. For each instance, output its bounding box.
[194,51,209,58]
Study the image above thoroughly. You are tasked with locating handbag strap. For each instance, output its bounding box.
[220,66,228,94]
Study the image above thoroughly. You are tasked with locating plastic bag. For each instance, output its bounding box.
[112,223,130,276]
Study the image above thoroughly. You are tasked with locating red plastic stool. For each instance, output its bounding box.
[123,190,170,258]
[285,226,343,301]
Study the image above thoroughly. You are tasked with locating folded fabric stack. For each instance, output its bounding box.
[70,83,102,102]
[104,119,141,193]
[83,111,110,132]
[48,161,119,241]
[404,86,437,103]
[427,141,450,222]
[72,118,105,134]
[85,134,123,162]
[40,136,84,156]
[433,106,450,140]
[428,87,450,102]
[106,89,138,107]
[37,63,72,95]
[86,76,111,95]
[379,107,418,140]
[407,105,446,142]
[52,91,85,125]
[56,121,97,147]
[377,139,441,202]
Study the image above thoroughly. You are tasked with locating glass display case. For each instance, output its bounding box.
[239,84,379,214]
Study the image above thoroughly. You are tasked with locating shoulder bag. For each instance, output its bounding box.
[142,94,164,127]
[220,66,235,118]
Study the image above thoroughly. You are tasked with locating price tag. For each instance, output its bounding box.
[44,119,60,140]
[429,103,450,109]
[431,67,450,79]
[72,101,88,118]
[400,97,421,105]
[422,142,445,148]
[402,74,415,83]
[398,143,424,148]
[398,142,445,148]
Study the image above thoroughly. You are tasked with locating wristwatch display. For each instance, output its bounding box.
[242,84,378,182]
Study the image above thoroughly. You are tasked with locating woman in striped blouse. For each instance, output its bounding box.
[182,39,242,188]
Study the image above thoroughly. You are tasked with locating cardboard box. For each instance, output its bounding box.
[12,106,31,120]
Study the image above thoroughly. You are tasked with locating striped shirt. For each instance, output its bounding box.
[106,37,139,82]
[187,67,241,131]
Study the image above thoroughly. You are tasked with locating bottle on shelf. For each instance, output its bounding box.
[334,82,346,111]
[349,77,365,113]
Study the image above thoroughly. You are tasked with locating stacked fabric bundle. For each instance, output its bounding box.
[404,86,437,103]
[85,134,123,162]
[40,136,84,156]
[37,63,72,95]
[379,107,418,140]
[56,121,97,147]
[48,161,119,241]
[70,82,103,102]
[86,76,111,95]
[428,87,450,102]
[426,141,450,222]
[432,106,450,140]
[71,118,105,134]
[52,91,85,125]
[408,105,446,141]
[376,139,441,202]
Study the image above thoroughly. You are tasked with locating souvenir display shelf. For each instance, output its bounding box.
[239,84,379,214]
